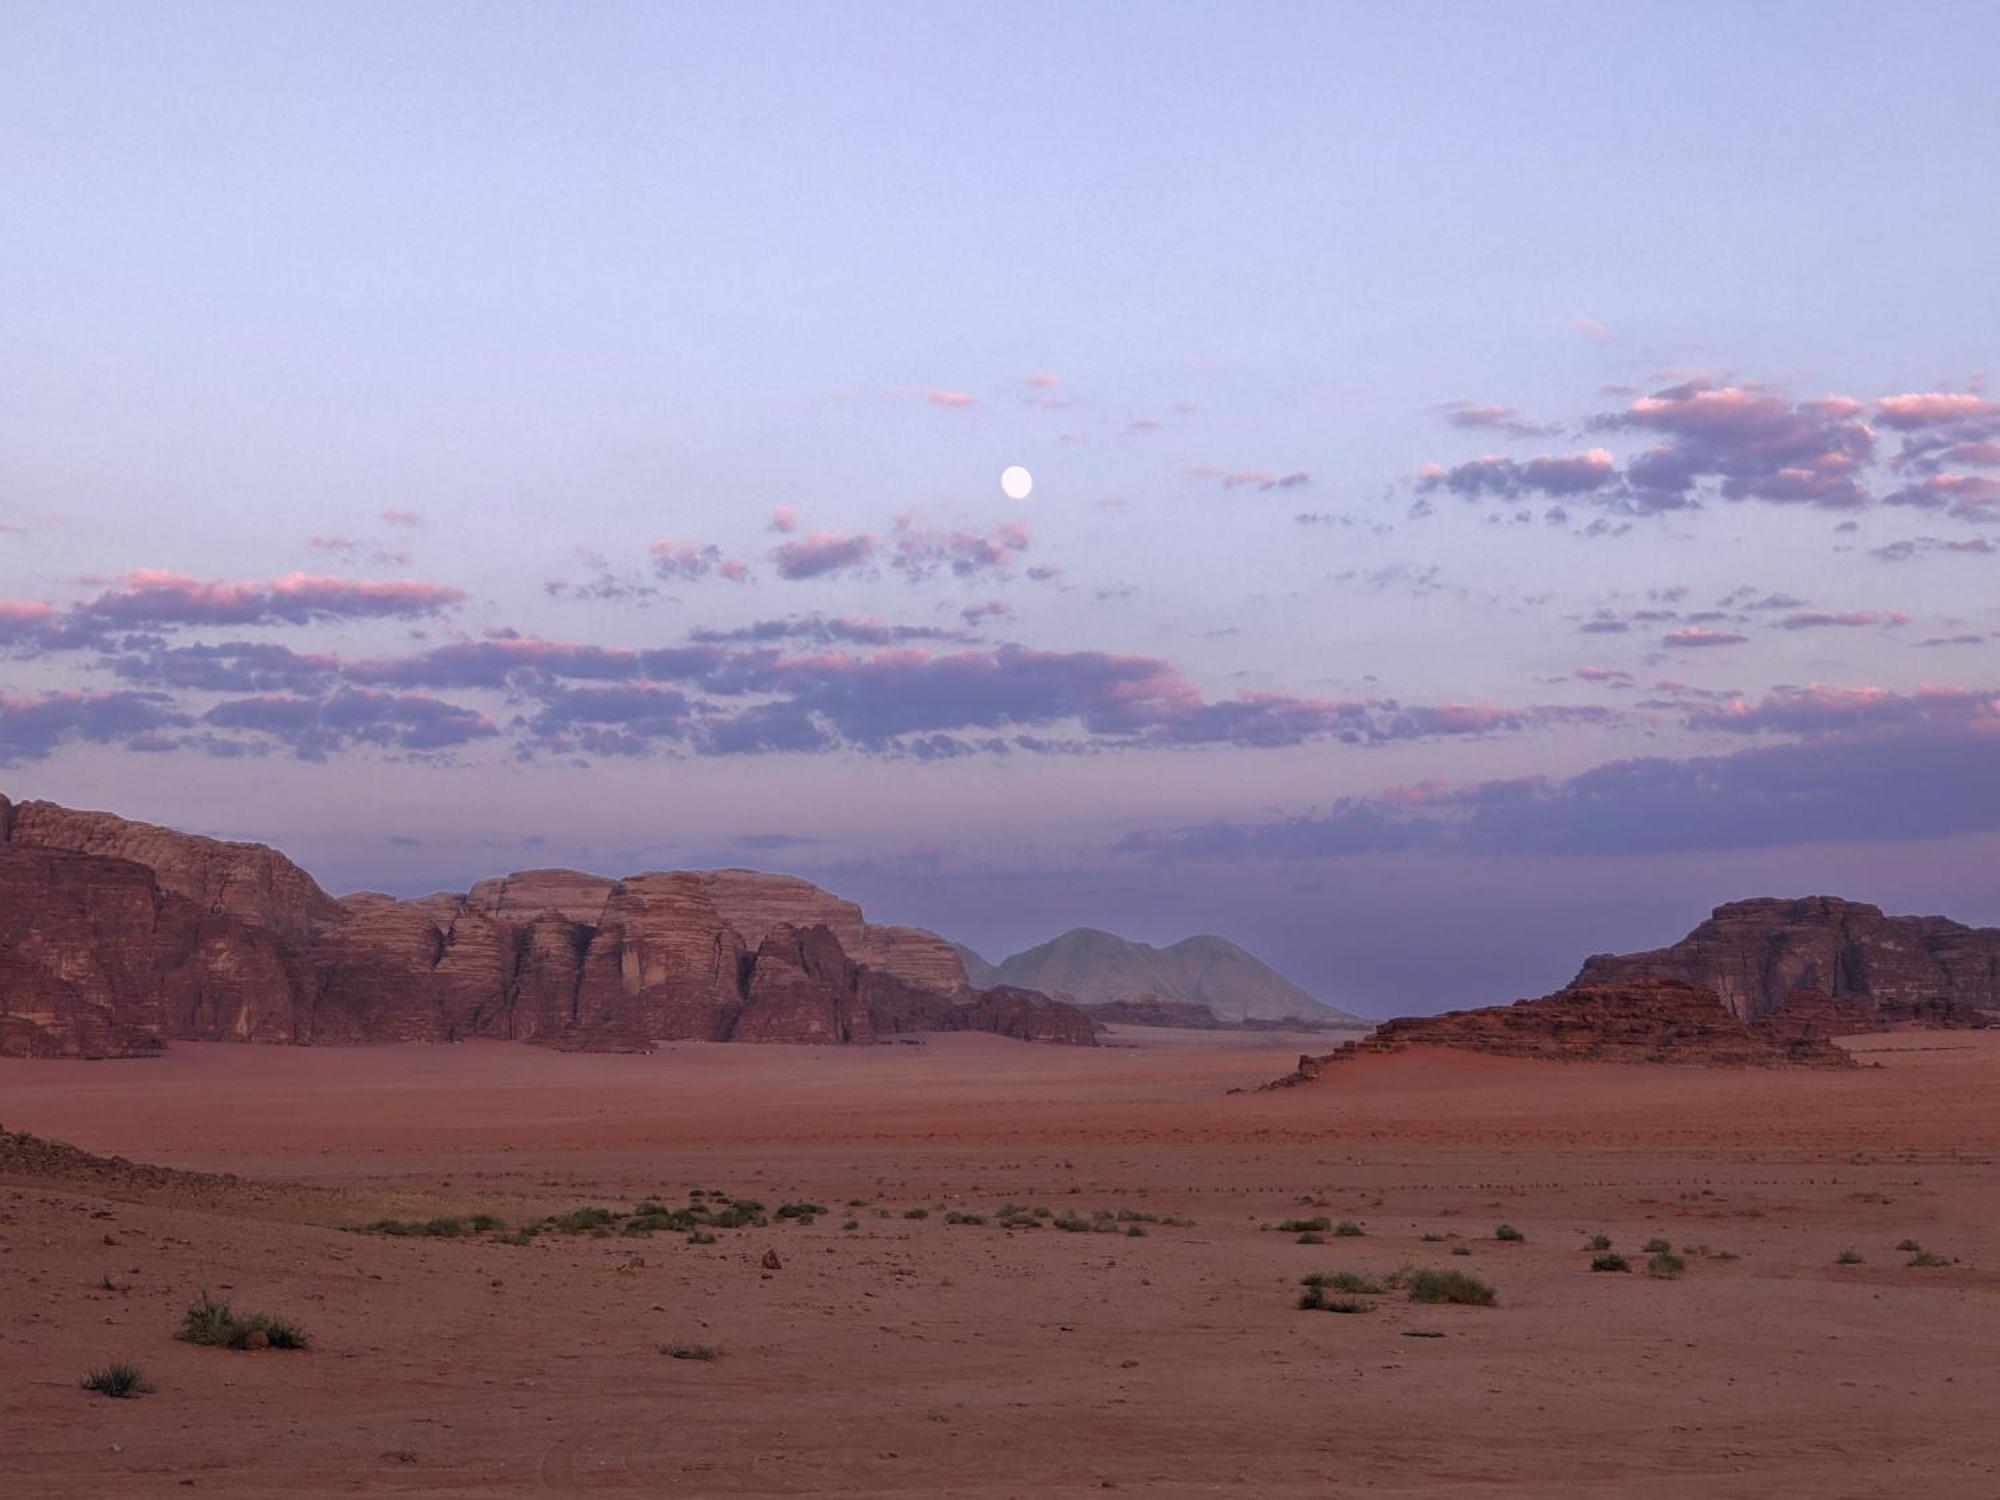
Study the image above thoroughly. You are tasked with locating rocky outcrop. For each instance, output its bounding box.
[465,868,615,927]
[0,794,1091,1056]
[3,795,339,938]
[863,978,1101,1045]
[733,924,873,1044]
[1266,977,1858,1087]
[988,926,1358,1024]
[577,874,748,1041]
[1571,896,2000,1025]
[692,870,971,992]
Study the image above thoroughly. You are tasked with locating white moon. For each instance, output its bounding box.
[1000,464,1034,500]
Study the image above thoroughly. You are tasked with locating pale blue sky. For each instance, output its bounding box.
[4,3,1998,1010]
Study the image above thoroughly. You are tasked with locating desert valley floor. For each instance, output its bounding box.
[2,1027,1996,1498]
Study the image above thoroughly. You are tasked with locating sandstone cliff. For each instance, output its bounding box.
[1267,977,1859,1087]
[1571,896,2000,1025]
[0,794,1091,1057]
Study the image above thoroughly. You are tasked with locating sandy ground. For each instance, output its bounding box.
[1,1026,1995,1498]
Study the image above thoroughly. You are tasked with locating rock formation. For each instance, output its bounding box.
[980,927,1358,1024]
[0,793,1093,1058]
[1571,896,2000,1026]
[1267,977,1860,1086]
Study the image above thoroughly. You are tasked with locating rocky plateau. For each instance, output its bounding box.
[0,794,1093,1058]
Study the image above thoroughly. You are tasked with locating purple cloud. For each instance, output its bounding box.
[771,531,877,580]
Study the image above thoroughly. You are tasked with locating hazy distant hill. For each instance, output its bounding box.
[964,927,1363,1024]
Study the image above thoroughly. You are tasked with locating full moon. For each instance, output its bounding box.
[1000,464,1034,500]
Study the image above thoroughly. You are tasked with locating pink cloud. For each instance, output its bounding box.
[381,509,423,527]
[1875,393,2000,430]
[771,531,877,580]
[1689,683,2000,739]
[648,539,746,583]
[892,518,1030,579]
[73,570,464,628]
[926,388,976,408]
[1662,626,1747,648]
[768,505,799,534]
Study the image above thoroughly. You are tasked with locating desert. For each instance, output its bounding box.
[10,8,2000,1496]
[4,1022,1997,1497]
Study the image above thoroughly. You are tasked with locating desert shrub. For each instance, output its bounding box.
[1836,1248,1863,1265]
[1420,1232,1445,1243]
[902,1208,930,1221]
[841,1219,860,1231]
[1400,1268,1496,1306]
[1323,1297,1372,1314]
[1298,1282,1326,1310]
[176,1292,309,1351]
[81,1363,149,1398]
[776,1202,826,1220]
[1449,1246,1473,1257]
[467,1214,506,1233]
[1495,1224,1525,1242]
[548,1208,618,1233]
[1895,1238,1922,1252]
[1906,1249,1950,1267]
[1333,1221,1365,1238]
[1296,1231,1325,1245]
[707,1202,766,1229]
[1641,1237,1672,1254]
[1588,1234,1613,1251]
[944,1210,986,1226]
[262,1318,311,1350]
[1277,1216,1330,1233]
[1305,1271,1385,1295]
[660,1343,720,1361]
[1646,1251,1686,1279]
[686,1230,717,1245]
[1591,1253,1630,1273]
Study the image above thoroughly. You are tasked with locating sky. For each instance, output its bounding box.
[4,2,1999,1014]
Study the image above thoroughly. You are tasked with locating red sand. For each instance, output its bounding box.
[2,1028,1996,1497]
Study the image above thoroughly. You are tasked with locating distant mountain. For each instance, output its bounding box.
[951,942,1003,989]
[984,927,1363,1024]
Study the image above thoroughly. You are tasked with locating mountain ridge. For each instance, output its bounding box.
[972,925,1363,1024]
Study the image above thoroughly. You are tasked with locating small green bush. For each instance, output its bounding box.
[176,1292,310,1351]
[944,1210,986,1226]
[1641,1237,1672,1254]
[661,1343,721,1361]
[902,1208,930,1221]
[1494,1224,1525,1242]
[1277,1216,1330,1233]
[1906,1249,1950,1267]
[775,1202,826,1220]
[1296,1231,1325,1245]
[1588,1235,1613,1251]
[1304,1271,1386,1295]
[1895,1238,1922,1252]
[1400,1268,1496,1306]
[1836,1248,1863,1265]
[1590,1253,1630,1273]
[1333,1221,1365,1238]
[1420,1232,1445,1243]
[81,1363,149,1398]
[1646,1251,1686,1279]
